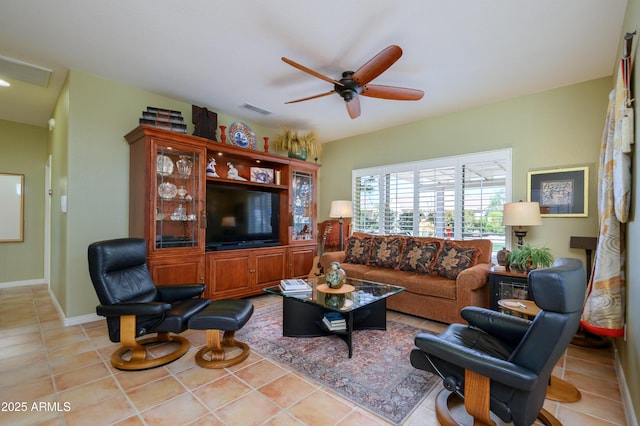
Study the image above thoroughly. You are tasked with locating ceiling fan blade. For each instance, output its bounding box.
[285,90,335,104]
[282,57,344,86]
[361,84,424,100]
[346,96,361,119]
[351,45,403,86]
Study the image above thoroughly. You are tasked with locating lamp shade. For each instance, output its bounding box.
[329,200,353,219]
[502,202,542,226]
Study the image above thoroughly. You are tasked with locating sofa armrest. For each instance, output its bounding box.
[319,251,346,271]
[456,262,492,314]
[457,262,491,291]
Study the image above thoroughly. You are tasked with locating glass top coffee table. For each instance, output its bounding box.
[264,277,405,358]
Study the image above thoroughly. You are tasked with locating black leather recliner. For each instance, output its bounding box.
[410,258,585,425]
[88,238,210,370]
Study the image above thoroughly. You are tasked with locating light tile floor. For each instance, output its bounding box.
[0,285,626,425]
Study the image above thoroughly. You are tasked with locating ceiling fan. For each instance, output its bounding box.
[282,45,424,119]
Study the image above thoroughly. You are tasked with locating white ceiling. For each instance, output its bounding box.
[0,0,628,142]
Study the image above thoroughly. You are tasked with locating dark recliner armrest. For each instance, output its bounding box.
[413,332,538,390]
[96,302,171,317]
[156,284,206,302]
[461,306,531,348]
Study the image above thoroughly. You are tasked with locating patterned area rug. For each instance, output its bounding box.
[238,303,439,424]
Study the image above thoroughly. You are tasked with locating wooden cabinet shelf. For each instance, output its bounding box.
[126,125,319,299]
[205,176,288,191]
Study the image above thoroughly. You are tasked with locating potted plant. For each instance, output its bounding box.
[273,127,321,161]
[508,243,554,273]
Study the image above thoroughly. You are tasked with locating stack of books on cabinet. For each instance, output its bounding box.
[279,279,312,294]
[139,107,187,133]
[322,312,346,331]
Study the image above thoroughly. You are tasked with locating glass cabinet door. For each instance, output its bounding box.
[291,170,314,241]
[155,145,202,250]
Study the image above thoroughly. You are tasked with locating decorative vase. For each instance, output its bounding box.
[325,293,345,308]
[497,248,511,267]
[288,147,307,161]
[325,261,346,289]
[219,126,227,144]
[176,155,192,177]
[263,137,269,153]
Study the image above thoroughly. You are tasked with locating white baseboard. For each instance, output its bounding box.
[64,312,102,326]
[44,286,102,326]
[613,344,639,426]
[0,278,46,288]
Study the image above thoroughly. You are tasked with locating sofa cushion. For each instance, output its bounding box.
[397,239,441,274]
[367,235,405,269]
[339,263,376,280]
[344,234,373,265]
[363,268,457,300]
[432,241,481,280]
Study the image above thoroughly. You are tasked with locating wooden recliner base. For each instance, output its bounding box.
[434,370,561,426]
[110,315,190,371]
[195,329,250,369]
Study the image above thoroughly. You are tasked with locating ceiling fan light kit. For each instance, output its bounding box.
[282,45,424,119]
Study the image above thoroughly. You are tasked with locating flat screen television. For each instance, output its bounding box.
[205,183,281,250]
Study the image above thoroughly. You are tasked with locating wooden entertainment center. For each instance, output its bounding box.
[125,125,320,299]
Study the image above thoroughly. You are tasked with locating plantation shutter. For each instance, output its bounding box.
[417,165,456,238]
[353,173,381,233]
[460,159,507,240]
[351,149,511,257]
[382,170,415,234]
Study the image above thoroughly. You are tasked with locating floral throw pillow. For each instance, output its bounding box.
[432,241,480,279]
[397,240,441,274]
[344,236,373,265]
[367,236,405,269]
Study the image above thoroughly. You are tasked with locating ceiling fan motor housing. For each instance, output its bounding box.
[336,71,361,102]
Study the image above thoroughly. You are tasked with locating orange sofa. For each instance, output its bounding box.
[319,233,493,324]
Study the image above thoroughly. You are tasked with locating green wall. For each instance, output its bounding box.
[0,119,47,283]
[319,78,609,262]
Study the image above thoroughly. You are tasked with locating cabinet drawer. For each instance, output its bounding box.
[206,253,252,297]
[149,256,205,285]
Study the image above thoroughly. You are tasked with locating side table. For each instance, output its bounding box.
[498,298,581,403]
[489,267,529,311]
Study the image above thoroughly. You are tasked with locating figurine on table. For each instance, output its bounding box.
[226,162,247,181]
[206,157,219,177]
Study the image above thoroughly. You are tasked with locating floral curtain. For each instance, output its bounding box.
[581,33,634,337]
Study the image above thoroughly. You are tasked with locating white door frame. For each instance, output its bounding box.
[44,154,51,287]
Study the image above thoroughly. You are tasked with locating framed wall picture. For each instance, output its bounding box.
[0,173,24,242]
[527,166,588,217]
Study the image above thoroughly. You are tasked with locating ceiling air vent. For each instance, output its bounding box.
[0,56,52,87]
[241,103,272,115]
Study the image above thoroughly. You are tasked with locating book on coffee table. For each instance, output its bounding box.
[280,279,311,291]
[322,312,346,330]
[279,279,312,293]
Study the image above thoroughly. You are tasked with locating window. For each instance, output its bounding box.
[352,149,512,256]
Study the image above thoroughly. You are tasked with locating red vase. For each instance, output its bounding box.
[219,126,227,144]
[263,137,269,153]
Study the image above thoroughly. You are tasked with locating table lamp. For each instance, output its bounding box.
[329,200,353,251]
[502,201,542,247]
